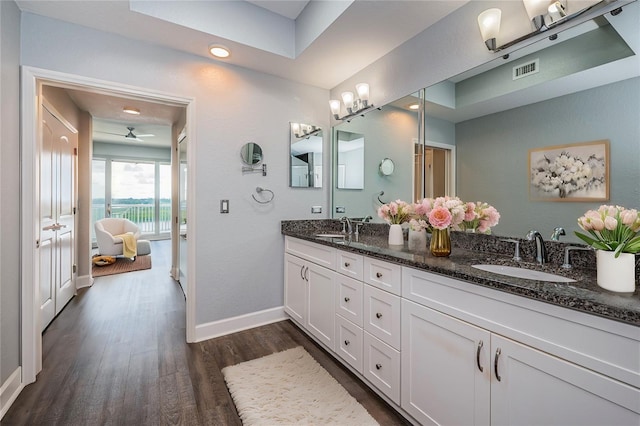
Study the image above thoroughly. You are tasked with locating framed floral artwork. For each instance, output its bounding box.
[529,140,609,201]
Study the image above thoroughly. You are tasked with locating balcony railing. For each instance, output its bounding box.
[92,203,172,235]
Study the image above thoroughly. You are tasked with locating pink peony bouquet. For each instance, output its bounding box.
[459,201,501,234]
[377,199,412,225]
[576,205,640,257]
[409,196,466,231]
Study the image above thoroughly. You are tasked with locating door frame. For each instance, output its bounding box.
[20,66,197,384]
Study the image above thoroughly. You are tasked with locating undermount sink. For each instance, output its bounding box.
[315,233,345,238]
[472,264,576,283]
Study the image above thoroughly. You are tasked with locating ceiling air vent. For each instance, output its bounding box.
[513,58,539,80]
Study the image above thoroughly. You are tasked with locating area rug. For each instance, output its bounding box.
[92,255,151,277]
[222,346,379,426]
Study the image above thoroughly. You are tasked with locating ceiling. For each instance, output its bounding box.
[20,0,467,148]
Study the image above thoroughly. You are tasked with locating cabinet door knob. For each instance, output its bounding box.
[476,340,484,373]
[376,312,382,319]
[376,272,383,278]
[494,348,502,382]
[344,262,350,267]
[344,297,350,302]
[375,363,382,370]
[344,340,350,346]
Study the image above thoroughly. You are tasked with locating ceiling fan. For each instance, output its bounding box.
[96,126,155,142]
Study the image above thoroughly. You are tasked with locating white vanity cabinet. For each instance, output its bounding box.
[284,238,336,351]
[401,267,640,426]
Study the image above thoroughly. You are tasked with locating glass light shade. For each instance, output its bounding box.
[355,83,369,101]
[477,8,501,42]
[523,0,550,20]
[291,122,300,134]
[329,100,341,116]
[341,91,355,109]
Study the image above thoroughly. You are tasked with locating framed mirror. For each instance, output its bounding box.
[335,130,365,189]
[240,142,263,165]
[425,6,639,241]
[289,122,322,188]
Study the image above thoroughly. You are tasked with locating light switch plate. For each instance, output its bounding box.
[311,206,322,214]
[220,199,229,213]
[335,206,346,214]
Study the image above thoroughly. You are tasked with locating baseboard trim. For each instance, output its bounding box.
[194,306,287,342]
[1,367,24,420]
[76,274,93,289]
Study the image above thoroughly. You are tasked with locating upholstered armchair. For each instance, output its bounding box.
[94,218,141,256]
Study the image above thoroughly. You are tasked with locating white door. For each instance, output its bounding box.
[491,334,640,426]
[306,262,335,350]
[401,299,491,426]
[40,105,77,330]
[178,134,188,294]
[284,253,306,324]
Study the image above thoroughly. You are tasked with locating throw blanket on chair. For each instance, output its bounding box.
[115,232,137,259]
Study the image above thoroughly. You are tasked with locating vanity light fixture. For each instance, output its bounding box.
[291,122,321,139]
[408,103,420,110]
[477,0,619,53]
[123,106,140,115]
[329,83,375,121]
[209,44,231,58]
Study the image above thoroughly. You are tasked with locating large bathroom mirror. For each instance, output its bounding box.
[425,4,639,242]
[330,2,639,240]
[335,130,365,189]
[289,122,322,188]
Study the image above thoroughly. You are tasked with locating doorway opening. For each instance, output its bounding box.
[21,66,196,386]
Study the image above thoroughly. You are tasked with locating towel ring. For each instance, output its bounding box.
[252,187,274,204]
[377,190,387,204]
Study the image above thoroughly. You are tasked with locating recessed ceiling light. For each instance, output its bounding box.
[408,103,420,110]
[123,107,140,115]
[209,44,231,59]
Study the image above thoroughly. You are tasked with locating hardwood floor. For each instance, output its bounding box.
[3,240,408,425]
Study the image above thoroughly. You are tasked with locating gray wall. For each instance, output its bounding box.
[457,77,640,240]
[1,0,21,384]
[20,12,330,326]
[333,106,418,219]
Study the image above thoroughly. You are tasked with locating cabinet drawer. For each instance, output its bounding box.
[364,257,401,295]
[285,236,336,269]
[335,274,363,327]
[364,332,400,405]
[336,250,364,280]
[335,315,363,373]
[364,285,401,350]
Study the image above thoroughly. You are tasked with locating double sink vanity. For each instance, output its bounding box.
[282,219,639,425]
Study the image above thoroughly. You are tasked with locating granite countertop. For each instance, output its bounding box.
[281,220,640,327]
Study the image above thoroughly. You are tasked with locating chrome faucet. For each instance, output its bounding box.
[340,216,353,234]
[352,216,373,236]
[562,246,593,269]
[551,227,566,241]
[526,230,547,265]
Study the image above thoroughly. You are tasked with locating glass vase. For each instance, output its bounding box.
[430,228,451,257]
[408,228,427,252]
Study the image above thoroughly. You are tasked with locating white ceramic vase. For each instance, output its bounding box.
[596,250,637,293]
[388,224,404,246]
[408,228,427,251]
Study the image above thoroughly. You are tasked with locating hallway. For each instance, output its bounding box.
[3,240,406,425]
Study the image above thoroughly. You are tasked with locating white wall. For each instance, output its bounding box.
[20,12,330,326]
[1,0,21,384]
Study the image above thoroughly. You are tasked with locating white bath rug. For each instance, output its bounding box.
[222,346,379,426]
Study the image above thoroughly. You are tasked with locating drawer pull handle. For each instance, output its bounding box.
[344,262,350,267]
[376,272,383,278]
[375,363,382,370]
[376,312,382,319]
[344,340,350,346]
[494,348,502,382]
[300,265,305,280]
[476,340,484,373]
[344,297,350,302]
